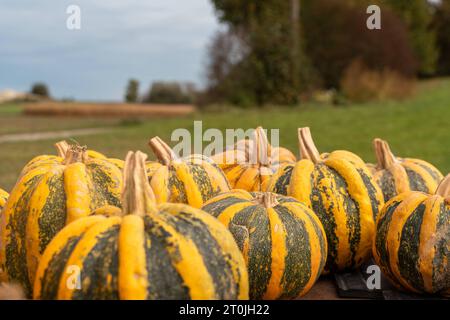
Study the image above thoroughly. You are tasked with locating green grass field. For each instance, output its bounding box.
[1,78,449,191]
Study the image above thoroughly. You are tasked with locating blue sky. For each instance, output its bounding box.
[0,1,220,101]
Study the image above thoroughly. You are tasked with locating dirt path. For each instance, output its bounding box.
[0,127,111,143]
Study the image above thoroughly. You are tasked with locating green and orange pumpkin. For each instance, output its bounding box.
[211,127,295,192]
[267,127,384,272]
[370,138,443,202]
[202,190,327,299]
[147,136,230,208]
[0,144,123,295]
[33,151,249,300]
[373,174,450,297]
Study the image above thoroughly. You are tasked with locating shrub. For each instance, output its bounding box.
[340,59,416,103]
[30,82,51,98]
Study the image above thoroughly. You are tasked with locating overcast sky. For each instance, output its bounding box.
[0,1,220,101]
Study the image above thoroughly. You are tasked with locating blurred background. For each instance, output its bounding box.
[0,0,449,190]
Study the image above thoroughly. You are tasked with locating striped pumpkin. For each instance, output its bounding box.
[211,127,294,192]
[267,127,384,272]
[33,151,249,300]
[147,136,230,208]
[0,188,8,212]
[370,138,443,202]
[19,141,125,178]
[373,174,450,297]
[0,144,122,296]
[202,190,327,299]
[55,140,125,170]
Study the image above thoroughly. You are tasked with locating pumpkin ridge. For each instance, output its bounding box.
[2,172,44,295]
[276,204,311,299]
[27,170,68,287]
[142,217,190,299]
[162,210,239,299]
[72,224,120,300]
[397,202,426,292]
[39,235,82,299]
[57,217,122,299]
[310,165,338,272]
[386,193,428,292]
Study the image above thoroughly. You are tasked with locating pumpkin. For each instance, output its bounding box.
[57,140,125,170]
[147,136,230,208]
[0,188,8,212]
[202,190,327,299]
[211,127,294,192]
[19,141,124,178]
[0,144,123,295]
[373,174,450,297]
[370,138,443,202]
[267,127,384,272]
[33,151,249,300]
[212,126,296,172]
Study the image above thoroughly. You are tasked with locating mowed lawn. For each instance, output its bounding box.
[0,78,449,191]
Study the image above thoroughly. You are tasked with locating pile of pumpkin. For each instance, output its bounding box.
[0,127,448,300]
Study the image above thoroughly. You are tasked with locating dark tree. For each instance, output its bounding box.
[207,0,316,106]
[124,79,140,103]
[30,82,50,98]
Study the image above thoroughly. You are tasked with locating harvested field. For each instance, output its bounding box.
[24,102,195,117]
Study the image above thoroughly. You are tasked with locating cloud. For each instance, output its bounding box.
[0,0,219,100]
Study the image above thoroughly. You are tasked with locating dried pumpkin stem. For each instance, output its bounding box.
[148,136,178,165]
[254,192,279,208]
[122,151,158,216]
[298,127,321,163]
[63,145,87,165]
[436,174,450,202]
[373,138,398,169]
[55,140,70,158]
[253,127,271,167]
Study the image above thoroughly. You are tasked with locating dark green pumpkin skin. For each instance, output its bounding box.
[202,191,327,300]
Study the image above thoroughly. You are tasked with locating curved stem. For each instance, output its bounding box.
[55,140,70,158]
[148,136,178,165]
[122,151,158,216]
[298,127,321,163]
[436,174,450,202]
[373,139,398,169]
[253,192,279,208]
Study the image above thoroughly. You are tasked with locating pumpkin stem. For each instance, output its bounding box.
[148,136,178,165]
[254,192,279,208]
[298,127,321,163]
[122,151,158,216]
[373,138,398,169]
[436,174,450,201]
[63,145,87,165]
[55,140,70,158]
[252,127,272,167]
